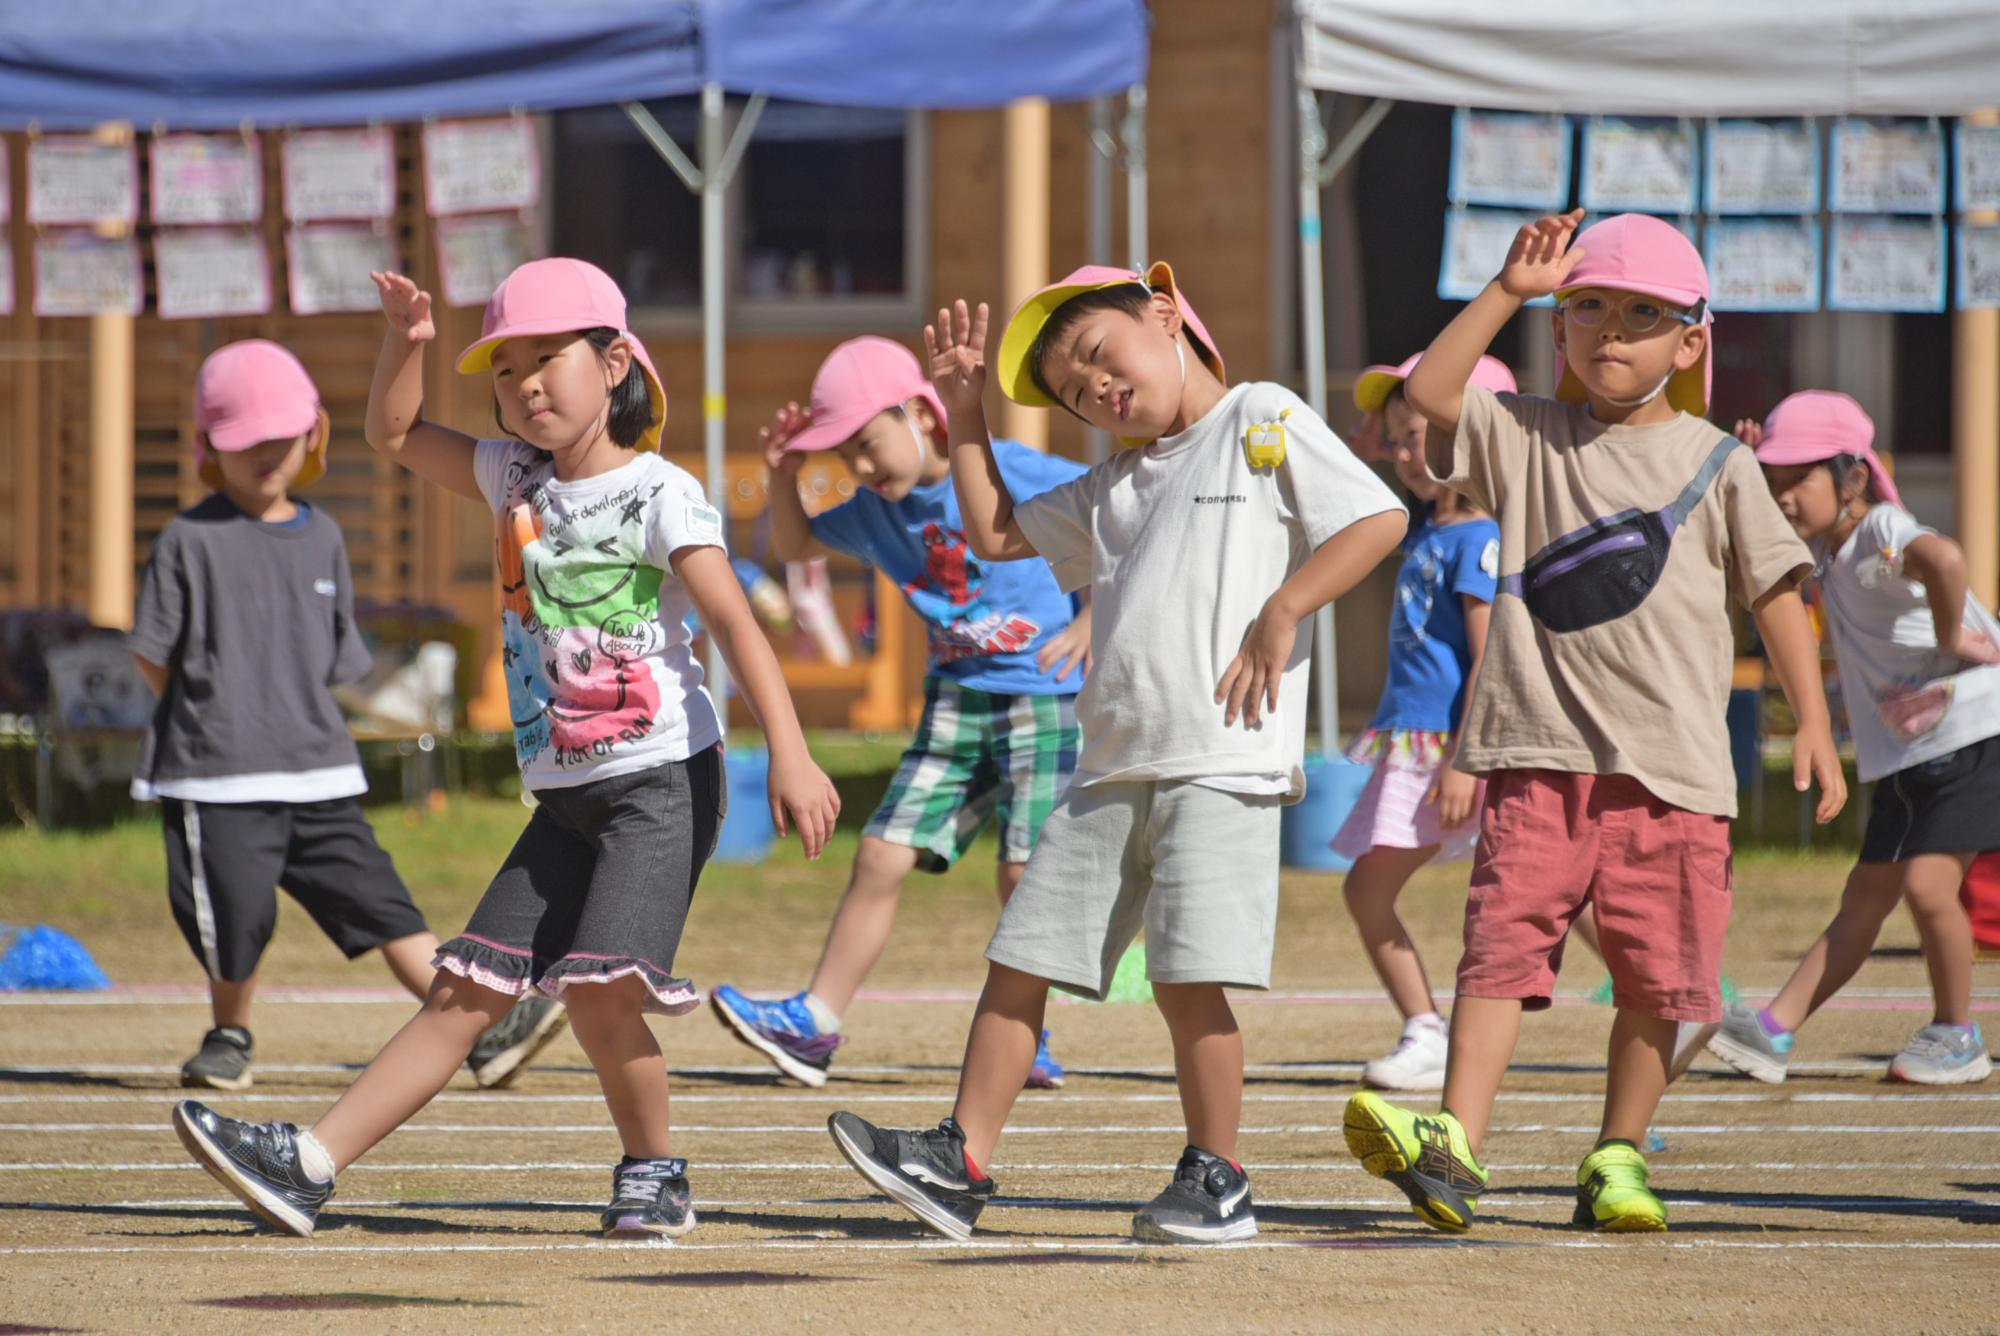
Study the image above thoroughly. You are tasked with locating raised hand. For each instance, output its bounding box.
[1498,209,1588,302]
[1733,417,1765,448]
[372,272,435,344]
[924,299,990,416]
[761,401,814,477]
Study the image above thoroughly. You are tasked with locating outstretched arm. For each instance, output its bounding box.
[930,300,1038,562]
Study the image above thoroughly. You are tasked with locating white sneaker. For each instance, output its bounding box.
[1362,1014,1449,1091]
[1889,1023,1993,1085]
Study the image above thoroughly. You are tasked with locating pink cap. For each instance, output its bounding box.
[1354,353,1517,413]
[1752,389,1902,508]
[456,257,668,453]
[782,337,945,454]
[1555,214,1714,416]
[194,339,329,488]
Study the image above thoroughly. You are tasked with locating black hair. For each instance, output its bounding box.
[1027,281,1222,417]
[490,327,656,448]
[1381,381,1408,410]
[1822,451,1882,504]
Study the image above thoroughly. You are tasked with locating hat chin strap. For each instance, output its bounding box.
[1603,372,1673,409]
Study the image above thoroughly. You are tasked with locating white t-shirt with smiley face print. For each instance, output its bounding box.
[474,439,725,791]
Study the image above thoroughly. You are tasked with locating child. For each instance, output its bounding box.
[709,337,1090,1088]
[1709,390,2000,1085]
[826,264,1406,1244]
[130,339,564,1094]
[170,259,841,1240]
[1340,211,1847,1235]
[1333,353,1509,1091]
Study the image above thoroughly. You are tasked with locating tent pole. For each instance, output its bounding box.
[88,306,134,631]
[1122,83,1148,268]
[1086,96,1114,463]
[1956,302,2000,609]
[1002,97,1051,450]
[1296,83,1338,759]
[700,81,729,723]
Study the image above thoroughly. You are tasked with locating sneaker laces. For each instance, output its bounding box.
[1906,1027,1969,1060]
[613,1158,687,1202]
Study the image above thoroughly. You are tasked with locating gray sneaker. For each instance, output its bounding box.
[1706,1002,1793,1084]
[1889,1023,1993,1085]
[467,995,568,1089]
[180,1026,253,1091]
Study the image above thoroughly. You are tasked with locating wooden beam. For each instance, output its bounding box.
[1001,97,1050,450]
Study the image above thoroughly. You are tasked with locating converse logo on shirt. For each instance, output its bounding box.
[1194,494,1247,505]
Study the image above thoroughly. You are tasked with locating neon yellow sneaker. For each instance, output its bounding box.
[1574,1142,1668,1232]
[1342,1091,1488,1232]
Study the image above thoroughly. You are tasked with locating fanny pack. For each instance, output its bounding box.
[1499,435,1741,634]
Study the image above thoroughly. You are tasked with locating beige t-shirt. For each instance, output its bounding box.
[1428,386,1812,816]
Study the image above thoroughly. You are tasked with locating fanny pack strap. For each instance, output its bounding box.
[1663,434,1744,533]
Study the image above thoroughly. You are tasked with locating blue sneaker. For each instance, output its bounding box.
[709,985,843,1087]
[1027,1029,1065,1090]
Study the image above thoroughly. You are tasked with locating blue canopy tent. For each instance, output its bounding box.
[0,0,1153,723]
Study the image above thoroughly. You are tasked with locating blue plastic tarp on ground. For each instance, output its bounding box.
[0,0,1150,128]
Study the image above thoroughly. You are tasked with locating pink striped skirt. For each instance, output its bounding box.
[1330,729,1483,865]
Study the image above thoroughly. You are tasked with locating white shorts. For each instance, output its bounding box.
[983,779,1283,1000]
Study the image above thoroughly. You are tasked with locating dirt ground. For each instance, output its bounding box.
[4,841,1999,1333]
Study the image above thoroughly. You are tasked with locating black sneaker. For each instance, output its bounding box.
[180,1026,253,1091]
[601,1155,697,1238]
[172,1100,333,1237]
[467,994,568,1089]
[827,1112,994,1241]
[1132,1146,1257,1244]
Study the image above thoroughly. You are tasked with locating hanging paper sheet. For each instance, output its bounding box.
[1827,215,1947,312]
[1703,119,1820,215]
[1829,118,1946,214]
[283,126,397,222]
[1438,206,1554,304]
[1956,222,2000,309]
[423,117,541,216]
[155,227,272,320]
[1704,217,1822,312]
[27,134,138,225]
[34,229,142,315]
[1447,109,1572,210]
[150,133,263,225]
[1954,121,2000,214]
[287,222,398,315]
[1579,118,1697,216]
[435,213,536,307]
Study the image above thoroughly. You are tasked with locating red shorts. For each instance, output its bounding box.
[1455,770,1733,1023]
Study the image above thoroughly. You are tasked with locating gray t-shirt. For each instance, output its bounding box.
[129,495,374,802]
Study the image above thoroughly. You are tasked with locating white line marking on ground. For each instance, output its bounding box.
[7,1089,1994,1107]
[6,1237,2000,1258]
[9,1121,1994,1136]
[9,1159,1998,1174]
[0,1059,1899,1076]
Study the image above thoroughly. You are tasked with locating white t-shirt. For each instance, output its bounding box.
[1815,503,2000,782]
[1013,382,1404,801]
[474,441,726,791]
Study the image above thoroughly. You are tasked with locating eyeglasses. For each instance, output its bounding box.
[1557,292,1706,335]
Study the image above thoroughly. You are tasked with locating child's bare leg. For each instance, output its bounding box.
[1767,863,1906,1031]
[210,973,258,1030]
[950,962,1049,1166]
[565,975,675,1158]
[1342,846,1444,1019]
[1440,996,1521,1157]
[805,837,922,1016]
[1599,1010,1674,1145]
[378,931,441,1000]
[310,973,513,1169]
[1901,853,1978,1026]
[1153,982,1244,1158]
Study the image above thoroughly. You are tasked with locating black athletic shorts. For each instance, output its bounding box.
[161,796,429,982]
[1860,733,2000,864]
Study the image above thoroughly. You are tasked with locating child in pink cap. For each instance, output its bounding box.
[1706,391,2000,1087]
[1341,210,1846,1235]
[172,262,840,1243]
[130,339,560,1096]
[709,336,1090,1090]
[826,267,1406,1245]
[1332,351,1507,1093]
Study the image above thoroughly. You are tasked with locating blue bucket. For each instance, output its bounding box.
[1279,754,1373,872]
[711,747,777,863]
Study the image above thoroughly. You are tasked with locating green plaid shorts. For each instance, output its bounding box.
[864,676,1080,872]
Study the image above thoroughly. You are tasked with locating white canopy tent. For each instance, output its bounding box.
[1293,0,2000,757]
